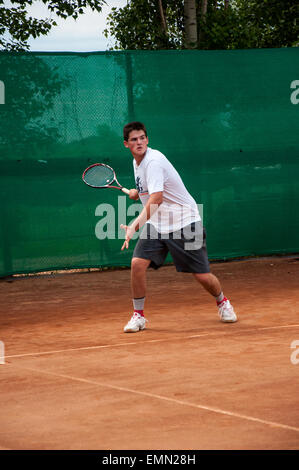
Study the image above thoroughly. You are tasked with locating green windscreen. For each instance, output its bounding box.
[0,49,298,276]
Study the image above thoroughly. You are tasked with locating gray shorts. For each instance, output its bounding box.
[133,222,210,273]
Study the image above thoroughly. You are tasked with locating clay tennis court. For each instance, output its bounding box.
[1,256,299,450]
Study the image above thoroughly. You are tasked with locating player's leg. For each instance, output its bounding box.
[192,272,221,297]
[124,257,150,333]
[131,256,150,299]
[192,272,237,322]
[166,223,237,323]
[124,224,168,333]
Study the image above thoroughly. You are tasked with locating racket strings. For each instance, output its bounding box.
[84,165,114,187]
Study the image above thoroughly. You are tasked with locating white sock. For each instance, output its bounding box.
[133,297,145,313]
[216,292,225,304]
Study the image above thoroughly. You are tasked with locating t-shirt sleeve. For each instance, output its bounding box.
[146,160,164,194]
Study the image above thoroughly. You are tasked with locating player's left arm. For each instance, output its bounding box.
[120,191,163,250]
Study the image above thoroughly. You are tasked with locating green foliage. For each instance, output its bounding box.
[104,0,184,50]
[104,0,299,50]
[198,1,243,50]
[0,0,105,51]
[234,0,299,48]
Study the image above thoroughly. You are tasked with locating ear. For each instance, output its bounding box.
[124,140,129,148]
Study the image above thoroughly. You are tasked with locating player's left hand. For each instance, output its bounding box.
[120,224,135,250]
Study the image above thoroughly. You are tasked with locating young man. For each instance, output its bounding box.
[120,121,237,333]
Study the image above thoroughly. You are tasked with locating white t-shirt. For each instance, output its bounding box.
[133,147,201,233]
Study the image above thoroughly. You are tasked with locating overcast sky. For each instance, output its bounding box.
[6,0,128,52]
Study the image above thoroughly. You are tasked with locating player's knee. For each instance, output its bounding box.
[131,257,149,273]
[193,272,211,284]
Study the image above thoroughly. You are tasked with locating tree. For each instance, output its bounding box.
[184,0,197,49]
[0,0,105,51]
[104,0,184,50]
[199,0,299,50]
[104,0,299,50]
[234,0,299,49]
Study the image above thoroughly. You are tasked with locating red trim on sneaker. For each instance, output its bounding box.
[134,310,144,317]
[217,297,228,306]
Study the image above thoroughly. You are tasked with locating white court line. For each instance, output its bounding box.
[11,363,299,435]
[5,323,299,360]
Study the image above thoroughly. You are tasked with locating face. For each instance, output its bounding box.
[124,129,148,160]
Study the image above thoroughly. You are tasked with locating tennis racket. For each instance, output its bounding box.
[82,163,130,195]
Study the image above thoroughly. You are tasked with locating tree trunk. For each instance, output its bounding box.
[201,0,208,21]
[184,0,198,49]
[224,0,229,10]
[158,0,167,34]
[198,0,208,47]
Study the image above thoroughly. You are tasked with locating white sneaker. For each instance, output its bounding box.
[124,312,148,333]
[218,299,237,323]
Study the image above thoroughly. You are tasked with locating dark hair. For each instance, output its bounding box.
[123,121,147,141]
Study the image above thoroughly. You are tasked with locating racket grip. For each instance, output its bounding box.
[121,187,130,196]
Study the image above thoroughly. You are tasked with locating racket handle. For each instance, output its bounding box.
[121,187,130,196]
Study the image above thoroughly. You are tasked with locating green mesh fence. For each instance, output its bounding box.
[0,49,298,276]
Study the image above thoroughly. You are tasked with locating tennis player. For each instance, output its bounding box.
[121,122,237,333]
